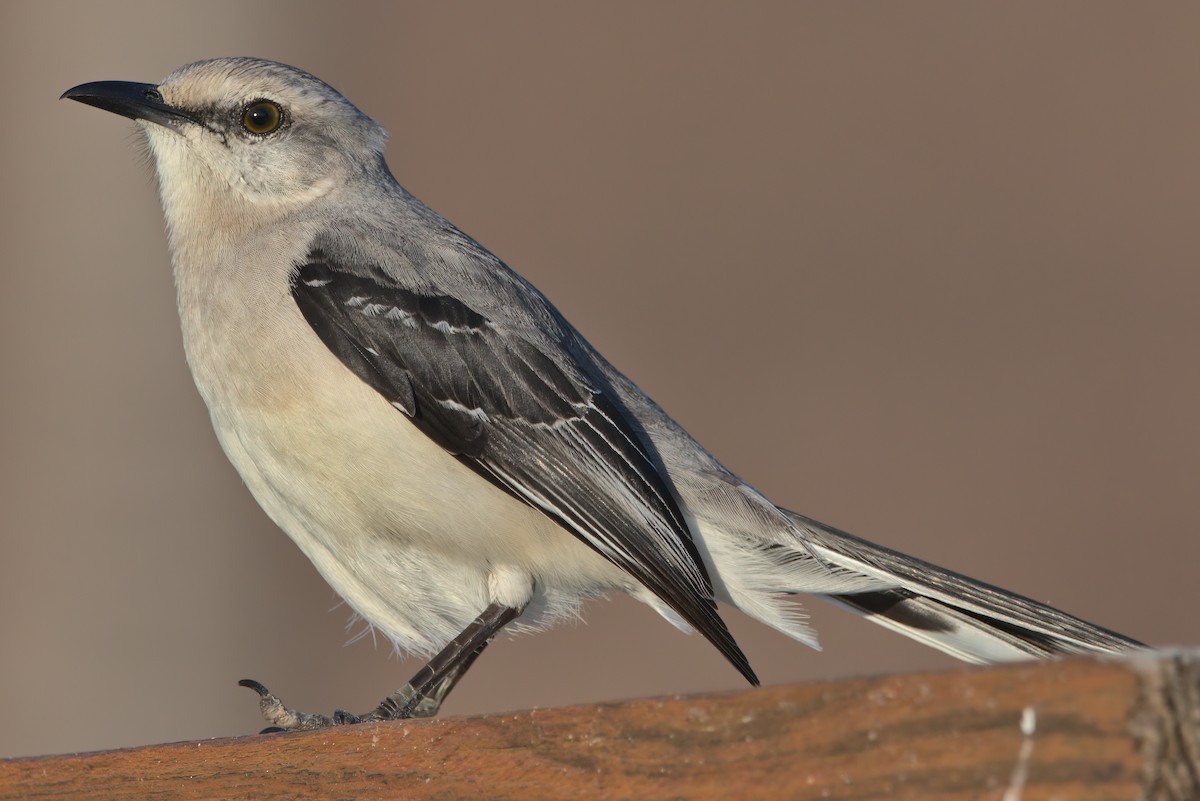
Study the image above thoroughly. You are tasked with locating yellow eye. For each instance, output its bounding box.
[242,100,283,135]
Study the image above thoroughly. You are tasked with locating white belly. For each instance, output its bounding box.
[185,292,628,657]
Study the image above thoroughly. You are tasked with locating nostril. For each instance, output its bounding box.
[144,88,163,103]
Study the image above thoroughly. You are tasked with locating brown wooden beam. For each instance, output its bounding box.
[2,653,1197,800]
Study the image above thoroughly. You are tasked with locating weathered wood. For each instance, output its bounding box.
[3,653,1197,800]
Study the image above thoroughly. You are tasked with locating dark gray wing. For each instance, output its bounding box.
[292,248,757,684]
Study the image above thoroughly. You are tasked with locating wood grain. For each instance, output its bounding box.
[3,654,1197,800]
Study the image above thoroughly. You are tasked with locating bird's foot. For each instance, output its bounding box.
[239,677,441,733]
[239,678,381,732]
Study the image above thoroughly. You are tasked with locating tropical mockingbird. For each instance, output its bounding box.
[62,58,1142,730]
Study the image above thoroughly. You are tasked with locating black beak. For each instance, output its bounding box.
[61,80,197,128]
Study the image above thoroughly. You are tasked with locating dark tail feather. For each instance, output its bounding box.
[781,509,1144,663]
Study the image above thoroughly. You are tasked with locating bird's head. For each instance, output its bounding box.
[63,58,389,226]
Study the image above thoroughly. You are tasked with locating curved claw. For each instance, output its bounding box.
[238,677,337,731]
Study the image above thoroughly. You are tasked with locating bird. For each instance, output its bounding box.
[62,58,1142,730]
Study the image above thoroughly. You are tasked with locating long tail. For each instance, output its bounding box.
[781,509,1143,663]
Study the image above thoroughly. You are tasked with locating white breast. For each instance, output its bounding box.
[163,220,625,658]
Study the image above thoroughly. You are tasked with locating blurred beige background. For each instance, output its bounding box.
[2,1,1197,758]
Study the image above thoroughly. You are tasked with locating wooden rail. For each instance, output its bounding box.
[2,653,1197,800]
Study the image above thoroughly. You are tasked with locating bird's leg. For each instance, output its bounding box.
[240,602,522,732]
[363,601,522,721]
